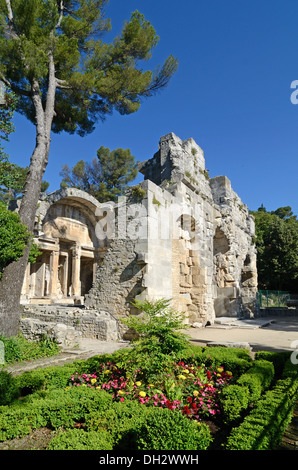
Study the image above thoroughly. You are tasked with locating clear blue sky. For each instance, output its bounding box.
[4,0,298,215]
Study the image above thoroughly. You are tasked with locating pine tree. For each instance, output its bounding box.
[0,0,178,335]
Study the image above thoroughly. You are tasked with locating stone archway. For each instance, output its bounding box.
[21,189,104,305]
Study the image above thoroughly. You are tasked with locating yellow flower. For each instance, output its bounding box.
[104,369,111,375]
[96,386,101,390]
[217,367,224,373]
[135,381,142,387]
[148,384,155,388]
[91,378,97,384]
[193,390,199,397]
[178,375,186,380]
[216,373,221,377]
[226,371,232,376]
[184,369,190,374]
[118,390,125,395]
[139,391,146,398]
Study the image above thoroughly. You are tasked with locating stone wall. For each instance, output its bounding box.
[18,132,258,341]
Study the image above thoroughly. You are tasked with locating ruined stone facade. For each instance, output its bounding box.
[20,133,258,341]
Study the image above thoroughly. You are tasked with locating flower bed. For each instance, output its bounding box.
[67,360,234,423]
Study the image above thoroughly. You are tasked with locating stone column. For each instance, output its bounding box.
[49,249,60,298]
[62,254,69,296]
[71,243,81,297]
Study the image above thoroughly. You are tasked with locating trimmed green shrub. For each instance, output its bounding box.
[0,387,113,441]
[237,360,274,402]
[201,347,253,378]
[220,359,275,424]
[15,362,81,394]
[224,376,298,450]
[282,358,298,379]
[87,400,151,449]
[134,407,212,450]
[47,428,113,450]
[0,370,19,405]
[220,384,250,424]
[254,351,290,377]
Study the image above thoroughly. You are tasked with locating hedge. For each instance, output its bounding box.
[220,360,275,424]
[0,387,113,441]
[134,407,212,450]
[224,360,298,450]
[47,428,114,450]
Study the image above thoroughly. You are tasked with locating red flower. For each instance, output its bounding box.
[207,370,211,381]
[183,405,190,415]
[187,397,192,404]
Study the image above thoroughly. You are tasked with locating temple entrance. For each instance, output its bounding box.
[21,197,101,305]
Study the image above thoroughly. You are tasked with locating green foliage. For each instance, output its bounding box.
[219,384,250,424]
[224,376,298,450]
[0,202,31,276]
[251,205,298,291]
[0,202,42,276]
[123,299,190,354]
[201,346,253,378]
[130,184,146,199]
[134,407,212,450]
[121,299,191,378]
[0,88,16,159]
[0,2,178,136]
[0,334,60,365]
[86,399,150,449]
[237,360,274,401]
[254,350,290,378]
[0,387,113,441]
[220,360,275,424]
[0,370,19,405]
[47,428,113,450]
[0,156,49,203]
[60,146,138,202]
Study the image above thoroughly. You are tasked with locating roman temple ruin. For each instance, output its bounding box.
[17,133,258,343]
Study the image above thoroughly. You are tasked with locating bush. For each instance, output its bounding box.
[134,407,212,450]
[0,370,19,405]
[237,360,274,402]
[15,362,81,394]
[201,347,253,378]
[220,360,274,424]
[87,400,150,449]
[220,384,250,424]
[254,351,290,377]
[0,387,113,441]
[224,376,298,450]
[47,428,113,450]
[121,298,191,356]
[0,334,60,365]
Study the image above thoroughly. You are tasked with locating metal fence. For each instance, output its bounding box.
[258,290,291,308]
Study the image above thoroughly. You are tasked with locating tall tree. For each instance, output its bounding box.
[0,1,178,335]
[251,206,298,292]
[60,145,138,202]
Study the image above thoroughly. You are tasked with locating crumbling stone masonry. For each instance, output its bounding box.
[19,133,258,341]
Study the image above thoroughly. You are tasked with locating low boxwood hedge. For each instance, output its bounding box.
[224,359,298,450]
[219,359,275,424]
[47,428,114,450]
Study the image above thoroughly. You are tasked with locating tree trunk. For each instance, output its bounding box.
[0,76,54,337]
